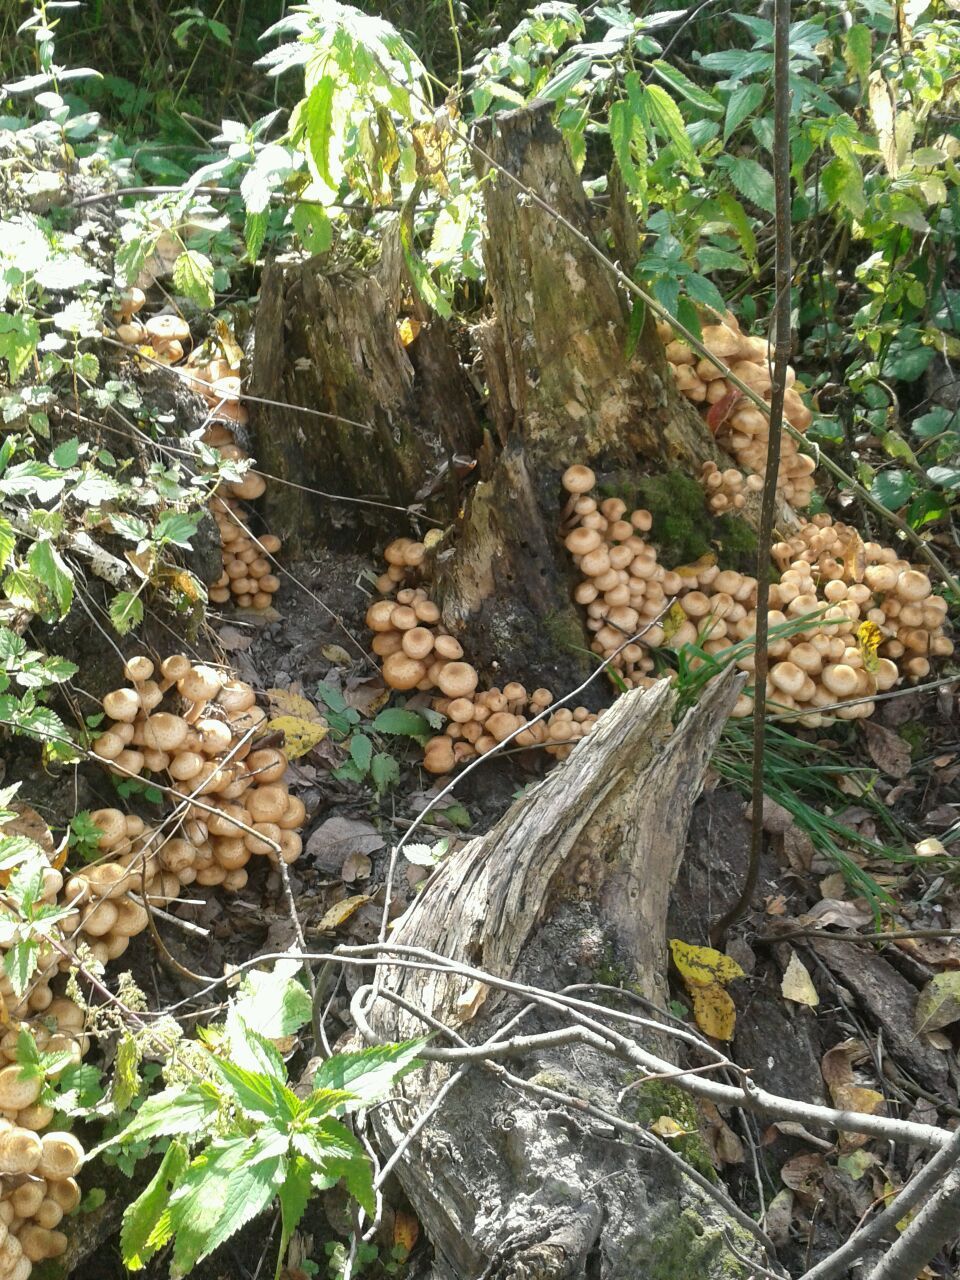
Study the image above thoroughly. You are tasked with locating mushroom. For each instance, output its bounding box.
[178,666,222,723]
[141,712,190,754]
[423,736,455,774]
[102,688,140,723]
[436,662,479,699]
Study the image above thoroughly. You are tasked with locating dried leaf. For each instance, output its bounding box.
[800,898,873,930]
[321,644,353,665]
[821,1038,867,1094]
[862,721,911,778]
[915,971,960,1033]
[650,1116,690,1139]
[837,1149,878,1180]
[700,1101,744,1165]
[856,620,883,675]
[833,1083,885,1149]
[305,816,385,874]
[265,687,324,723]
[316,894,370,932]
[780,1152,826,1198]
[455,979,488,1023]
[914,837,947,857]
[396,317,421,347]
[3,804,54,855]
[393,1209,419,1254]
[267,715,328,760]
[340,852,372,882]
[781,951,819,1006]
[762,1189,794,1247]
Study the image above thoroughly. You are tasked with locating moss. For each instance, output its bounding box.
[543,607,590,657]
[633,471,714,565]
[639,1207,749,1280]
[713,514,758,572]
[629,1081,717,1183]
[896,721,924,756]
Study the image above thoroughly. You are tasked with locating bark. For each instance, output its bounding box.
[364,668,763,1280]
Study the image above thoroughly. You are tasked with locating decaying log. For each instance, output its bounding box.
[363,669,763,1279]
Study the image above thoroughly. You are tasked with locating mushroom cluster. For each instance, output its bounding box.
[658,314,817,508]
[113,291,191,367]
[202,422,281,610]
[562,467,954,726]
[699,461,763,514]
[91,656,304,891]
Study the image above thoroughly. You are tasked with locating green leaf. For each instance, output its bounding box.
[371,752,400,793]
[723,84,765,142]
[349,732,373,775]
[718,155,776,216]
[109,591,144,636]
[121,1140,190,1270]
[926,466,960,491]
[912,407,956,439]
[685,272,727,318]
[311,1040,426,1113]
[539,55,591,103]
[4,942,37,998]
[94,1084,220,1152]
[717,192,757,266]
[844,25,872,89]
[0,460,67,501]
[165,1135,285,1275]
[154,511,200,548]
[26,538,73,618]
[110,513,150,542]
[649,61,721,115]
[303,77,336,191]
[52,438,81,468]
[0,518,16,574]
[641,84,702,175]
[112,1033,141,1113]
[609,100,644,198]
[290,202,332,254]
[870,468,916,510]
[244,210,268,263]
[277,1156,313,1272]
[224,1009,288,1081]
[821,153,865,218]
[371,708,430,741]
[172,251,215,310]
[233,965,313,1040]
[213,1059,288,1121]
[0,314,40,383]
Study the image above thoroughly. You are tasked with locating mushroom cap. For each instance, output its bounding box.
[770,661,805,697]
[433,635,463,661]
[37,1130,84,1180]
[896,569,932,601]
[168,750,204,780]
[160,654,193,684]
[436,662,479,699]
[562,465,596,495]
[194,718,233,755]
[124,655,155,683]
[821,663,859,697]
[92,730,126,761]
[423,738,456,774]
[0,1065,42,1111]
[401,627,435,660]
[565,527,602,556]
[382,652,427,691]
[365,600,396,632]
[141,712,190,752]
[90,807,127,848]
[179,665,222,703]
[102,688,141,722]
[145,314,190,345]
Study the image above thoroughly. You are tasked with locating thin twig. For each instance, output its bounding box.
[710,0,792,947]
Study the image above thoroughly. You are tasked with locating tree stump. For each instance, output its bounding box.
[361,668,764,1279]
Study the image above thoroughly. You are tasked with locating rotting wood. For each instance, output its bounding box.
[363,669,764,1279]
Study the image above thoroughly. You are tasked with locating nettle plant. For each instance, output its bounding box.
[95,965,424,1278]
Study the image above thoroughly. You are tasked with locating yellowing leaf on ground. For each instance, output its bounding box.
[396,316,421,347]
[393,1209,419,1254]
[781,951,819,1007]
[661,600,688,640]
[265,687,324,722]
[832,1083,886,1150]
[316,894,370,932]
[856,620,882,673]
[915,971,960,1033]
[267,715,328,759]
[670,939,745,987]
[690,983,737,1041]
[650,1116,690,1140]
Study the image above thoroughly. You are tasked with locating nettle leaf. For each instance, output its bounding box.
[109,591,144,636]
[870,468,916,510]
[649,61,721,114]
[51,437,80,468]
[121,1139,190,1271]
[0,518,16,574]
[172,251,215,310]
[4,942,37,998]
[0,314,40,383]
[154,510,200,548]
[371,752,399,793]
[290,201,332,254]
[609,99,645,199]
[26,539,73,618]
[641,84,701,175]
[718,155,776,216]
[0,461,66,501]
[312,1039,426,1113]
[277,1155,313,1262]
[244,210,268,262]
[112,1033,142,1113]
[94,1083,220,1153]
[724,83,765,142]
[844,24,872,89]
[371,708,431,741]
[926,466,960,491]
[303,77,336,191]
[233,966,313,1040]
[110,513,150,542]
[164,1134,285,1274]
[349,732,373,774]
[2,569,43,613]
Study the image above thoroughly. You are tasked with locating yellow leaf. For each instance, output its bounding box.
[393,1210,419,1254]
[213,318,244,369]
[316,894,370,932]
[396,317,421,347]
[842,532,866,584]
[321,645,353,665]
[690,982,737,1040]
[266,715,328,759]
[781,951,819,1007]
[650,1115,689,1140]
[670,939,745,987]
[265,688,324,723]
[455,979,489,1023]
[856,620,882,674]
[661,601,688,641]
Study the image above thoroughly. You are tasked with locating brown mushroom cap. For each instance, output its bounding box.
[436,662,479,699]
[382,652,427,691]
[102,688,141,722]
[562,465,596,495]
[141,712,190,753]
[145,314,190,347]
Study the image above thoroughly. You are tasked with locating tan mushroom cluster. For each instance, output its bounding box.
[113,290,191,366]
[699,461,763,514]
[366,557,601,773]
[202,422,281,610]
[658,314,817,508]
[90,656,303,891]
[562,467,954,726]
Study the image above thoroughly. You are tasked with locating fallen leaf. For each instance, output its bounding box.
[781,951,819,1006]
[765,894,788,916]
[341,852,372,882]
[455,979,488,1023]
[651,1116,690,1140]
[305,817,385,874]
[267,715,328,759]
[833,1083,886,1149]
[838,773,874,798]
[922,1030,952,1050]
[689,983,737,1041]
[818,872,847,898]
[780,1152,826,1199]
[746,796,794,835]
[265,687,324,722]
[862,721,911,778]
[821,1038,867,1094]
[316,895,370,932]
[321,644,353,665]
[217,625,252,651]
[3,804,54,856]
[837,1150,878,1180]
[762,1189,794,1247]
[393,1209,419,1254]
[669,940,745,987]
[856,621,882,675]
[915,972,960,1033]
[700,1101,744,1165]
[914,837,947,857]
[799,897,873,930]
[396,316,421,347]
[343,680,389,717]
